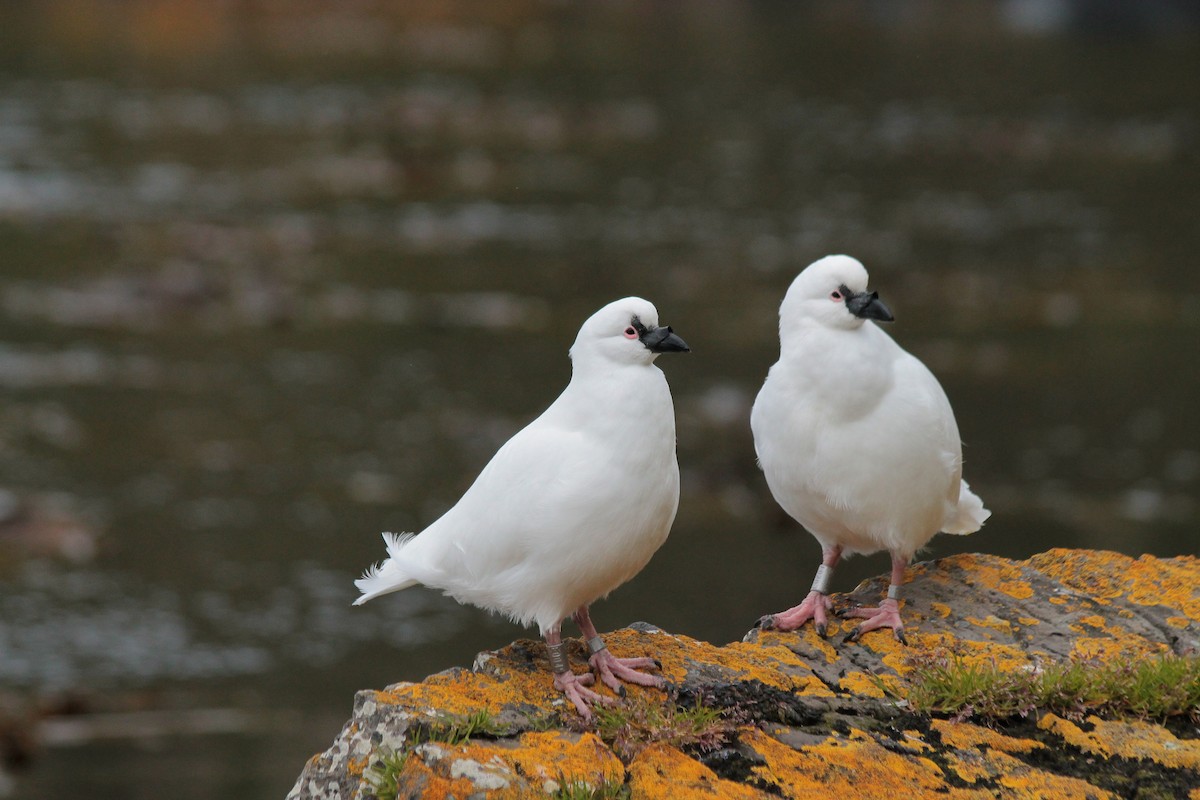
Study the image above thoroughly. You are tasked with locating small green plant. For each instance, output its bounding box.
[422,708,502,745]
[364,747,408,800]
[899,648,1200,722]
[592,696,735,761]
[551,777,631,800]
[363,709,502,800]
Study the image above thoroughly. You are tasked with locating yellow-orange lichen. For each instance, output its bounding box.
[389,743,506,800]
[1027,550,1200,624]
[380,667,561,719]
[1069,635,1167,662]
[628,742,768,799]
[939,749,992,784]
[837,670,894,698]
[742,727,987,798]
[953,553,1036,600]
[898,730,934,752]
[1026,549,1132,600]
[505,731,624,789]
[965,615,1015,635]
[315,550,1200,800]
[1038,714,1200,770]
[931,720,1044,754]
[951,747,1116,799]
[934,714,1120,798]
[719,640,834,695]
[755,627,841,665]
[345,755,368,778]
[1125,555,1200,615]
[883,632,1034,678]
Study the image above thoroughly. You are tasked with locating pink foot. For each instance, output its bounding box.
[757,590,833,636]
[553,670,612,720]
[842,597,908,645]
[589,647,664,696]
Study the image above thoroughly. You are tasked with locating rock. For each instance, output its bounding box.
[288,550,1200,799]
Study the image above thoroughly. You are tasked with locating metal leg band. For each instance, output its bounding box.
[810,563,834,595]
[547,641,570,675]
[586,636,607,655]
[887,584,902,601]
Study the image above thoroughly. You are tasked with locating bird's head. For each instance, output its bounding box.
[780,254,894,333]
[570,296,690,367]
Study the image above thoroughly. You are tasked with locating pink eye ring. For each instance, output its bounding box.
[623,326,639,339]
[830,290,843,301]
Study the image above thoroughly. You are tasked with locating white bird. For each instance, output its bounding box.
[354,297,689,717]
[751,255,989,643]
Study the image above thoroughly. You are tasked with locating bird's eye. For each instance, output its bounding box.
[623,326,639,339]
[830,290,843,301]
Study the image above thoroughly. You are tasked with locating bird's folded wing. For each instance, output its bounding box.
[426,422,616,579]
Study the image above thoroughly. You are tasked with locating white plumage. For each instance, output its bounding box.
[751,255,989,641]
[355,296,688,715]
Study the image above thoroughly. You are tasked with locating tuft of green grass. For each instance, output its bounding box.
[897,648,1200,723]
[551,776,631,800]
[591,696,736,762]
[363,709,502,799]
[421,708,503,745]
[364,747,408,800]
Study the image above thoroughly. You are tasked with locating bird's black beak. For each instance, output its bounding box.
[640,325,690,353]
[845,290,894,323]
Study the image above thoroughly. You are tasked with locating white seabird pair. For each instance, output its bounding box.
[354,254,989,718]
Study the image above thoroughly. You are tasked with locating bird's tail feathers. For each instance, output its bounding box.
[942,480,991,535]
[352,531,419,605]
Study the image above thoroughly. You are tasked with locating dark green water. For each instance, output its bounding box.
[0,3,1196,797]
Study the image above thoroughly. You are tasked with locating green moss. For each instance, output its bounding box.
[899,649,1200,722]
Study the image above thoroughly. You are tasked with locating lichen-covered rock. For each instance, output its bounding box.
[288,550,1200,799]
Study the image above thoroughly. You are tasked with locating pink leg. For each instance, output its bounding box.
[758,546,841,636]
[573,606,664,696]
[842,553,910,645]
[544,626,611,720]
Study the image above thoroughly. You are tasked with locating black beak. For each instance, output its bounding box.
[640,325,690,353]
[845,290,894,322]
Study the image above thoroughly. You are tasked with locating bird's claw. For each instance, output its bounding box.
[840,598,906,644]
[755,614,776,630]
[815,622,827,638]
[589,649,665,695]
[843,627,862,644]
[554,670,611,720]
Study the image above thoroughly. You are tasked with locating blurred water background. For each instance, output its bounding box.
[0,1,1197,796]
